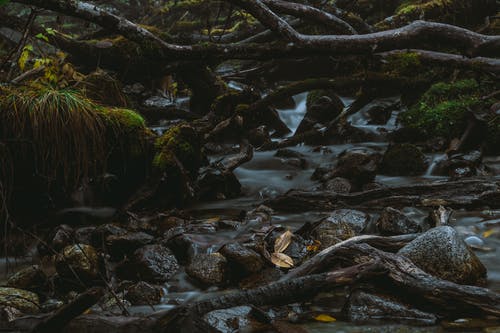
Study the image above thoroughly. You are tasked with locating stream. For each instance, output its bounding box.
[3,92,500,332]
[154,93,500,331]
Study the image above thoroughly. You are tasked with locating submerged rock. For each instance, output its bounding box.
[379,143,428,176]
[398,226,486,285]
[346,290,437,325]
[55,244,100,281]
[186,253,227,286]
[116,244,179,283]
[376,207,423,235]
[0,287,40,313]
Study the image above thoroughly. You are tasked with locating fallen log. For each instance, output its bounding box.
[265,178,500,211]
[288,243,500,318]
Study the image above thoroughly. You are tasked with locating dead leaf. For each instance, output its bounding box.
[306,240,321,252]
[271,252,294,268]
[274,230,293,253]
[314,314,336,322]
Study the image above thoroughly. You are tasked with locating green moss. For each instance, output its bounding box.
[153,124,202,175]
[380,143,428,176]
[383,52,421,76]
[100,108,145,131]
[400,79,488,138]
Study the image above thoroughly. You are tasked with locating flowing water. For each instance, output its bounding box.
[3,92,500,332]
[184,93,500,331]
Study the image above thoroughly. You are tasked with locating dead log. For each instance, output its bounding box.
[265,178,500,211]
[153,261,384,332]
[11,0,500,58]
[286,234,418,279]
[289,243,500,318]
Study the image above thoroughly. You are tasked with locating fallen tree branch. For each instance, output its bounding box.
[11,0,500,58]
[153,261,384,332]
[261,0,357,34]
[286,234,418,279]
[290,243,500,317]
[265,178,500,211]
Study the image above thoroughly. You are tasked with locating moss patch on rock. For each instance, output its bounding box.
[153,124,203,176]
[400,79,491,139]
[380,143,428,176]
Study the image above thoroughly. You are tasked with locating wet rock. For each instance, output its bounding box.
[398,226,487,285]
[275,150,308,169]
[220,242,264,276]
[379,143,428,176]
[106,231,154,259]
[365,98,399,125]
[312,215,356,249]
[55,244,100,281]
[7,265,47,291]
[197,167,241,200]
[52,224,74,251]
[275,148,305,159]
[164,231,201,264]
[0,287,40,313]
[322,177,351,193]
[330,149,381,188]
[295,92,344,135]
[38,224,74,255]
[74,226,95,245]
[91,224,127,249]
[247,125,271,147]
[433,150,483,179]
[125,281,162,305]
[376,207,423,235]
[186,253,227,286]
[309,209,369,249]
[346,290,437,325]
[116,244,179,283]
[321,209,370,235]
[204,306,254,333]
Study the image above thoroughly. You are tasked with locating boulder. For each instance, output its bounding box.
[398,226,486,285]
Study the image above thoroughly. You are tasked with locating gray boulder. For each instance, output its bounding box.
[398,226,486,285]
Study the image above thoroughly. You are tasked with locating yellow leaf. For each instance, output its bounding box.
[206,216,220,223]
[483,229,497,238]
[314,314,336,322]
[274,230,293,253]
[270,252,294,268]
[307,240,321,252]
